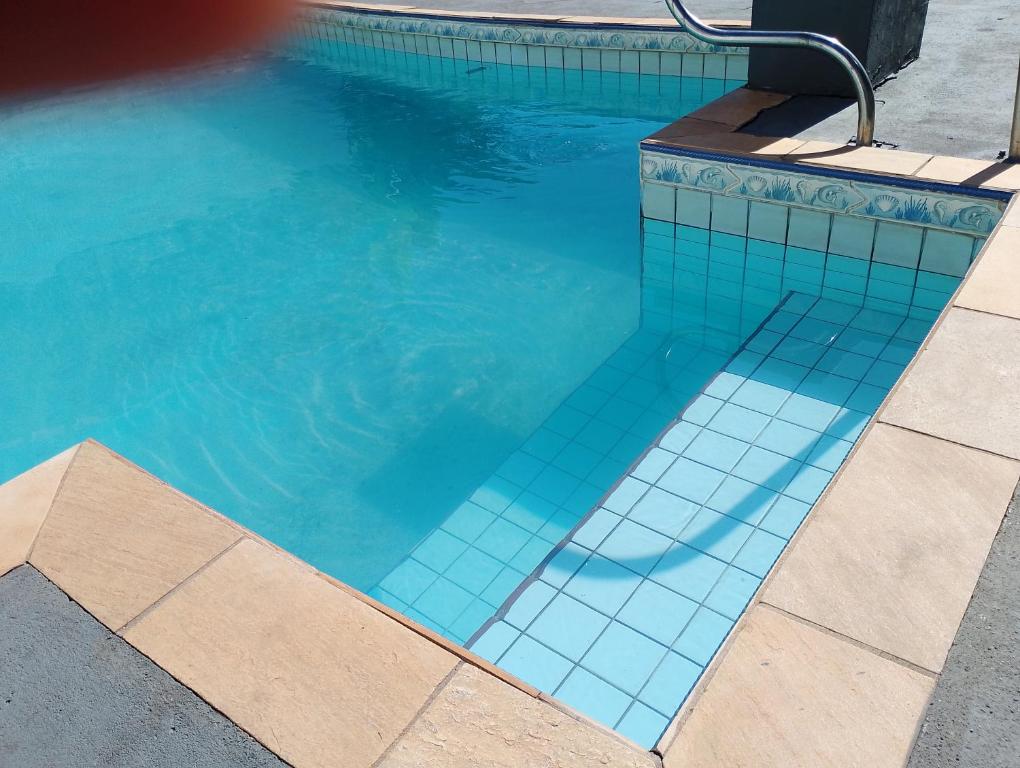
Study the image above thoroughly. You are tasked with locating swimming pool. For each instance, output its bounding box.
[0,29,739,589]
[3,5,1008,753]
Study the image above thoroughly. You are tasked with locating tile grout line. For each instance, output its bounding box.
[876,419,1020,464]
[115,535,246,636]
[24,443,84,563]
[368,660,464,768]
[758,601,940,679]
[949,301,1020,324]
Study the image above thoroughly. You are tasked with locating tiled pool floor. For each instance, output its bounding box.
[469,289,936,747]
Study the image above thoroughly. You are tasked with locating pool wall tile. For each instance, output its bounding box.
[301,7,748,80]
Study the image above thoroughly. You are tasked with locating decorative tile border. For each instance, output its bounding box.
[300,6,748,80]
[640,147,1007,236]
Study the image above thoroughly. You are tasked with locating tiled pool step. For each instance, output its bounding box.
[369,326,741,644]
[468,291,935,747]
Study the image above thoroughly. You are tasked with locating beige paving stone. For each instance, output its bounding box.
[0,446,77,577]
[650,131,805,157]
[980,163,1020,191]
[764,424,1018,673]
[956,225,1020,319]
[558,15,678,25]
[914,155,998,185]
[687,88,789,128]
[880,307,1020,460]
[125,538,458,768]
[30,440,240,629]
[662,606,934,768]
[787,141,932,176]
[377,664,654,768]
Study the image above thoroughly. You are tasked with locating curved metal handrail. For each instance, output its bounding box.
[663,0,876,146]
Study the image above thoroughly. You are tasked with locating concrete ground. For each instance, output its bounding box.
[0,566,285,768]
[745,0,1020,159]
[906,482,1020,768]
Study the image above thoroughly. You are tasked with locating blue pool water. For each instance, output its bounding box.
[0,45,738,592]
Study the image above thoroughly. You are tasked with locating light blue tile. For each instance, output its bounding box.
[678,507,755,561]
[704,566,761,619]
[545,405,590,439]
[754,419,819,460]
[659,420,701,454]
[682,429,749,472]
[770,335,827,368]
[581,621,669,696]
[413,577,475,628]
[378,557,439,604]
[879,337,919,365]
[575,418,625,453]
[706,475,777,525]
[412,529,469,573]
[448,599,495,643]
[529,465,581,506]
[775,393,841,432]
[481,565,527,606]
[598,396,645,432]
[658,457,727,505]
[807,435,854,472]
[784,464,833,504]
[522,428,570,463]
[632,447,678,483]
[500,634,573,692]
[672,607,733,665]
[554,667,632,729]
[604,476,650,515]
[796,369,858,404]
[747,201,788,244]
[682,394,725,426]
[732,446,799,491]
[708,403,770,442]
[711,194,749,236]
[642,182,675,222]
[846,382,889,413]
[538,542,589,588]
[835,327,889,357]
[746,329,784,355]
[638,652,702,716]
[920,229,973,277]
[564,555,643,614]
[730,378,790,416]
[627,487,700,538]
[806,297,858,324]
[474,518,532,561]
[563,482,603,517]
[873,221,923,268]
[405,608,445,637]
[825,407,871,441]
[864,359,905,389]
[537,508,581,544]
[573,507,622,550]
[597,519,673,576]
[787,208,831,251]
[496,451,546,488]
[445,546,503,594]
[650,543,727,601]
[555,441,604,480]
[828,215,875,260]
[754,358,811,391]
[470,476,521,514]
[470,620,520,662]
[503,492,557,533]
[617,703,669,749]
[732,528,787,577]
[704,371,746,400]
[759,494,811,539]
[816,347,874,379]
[727,349,765,377]
[675,188,712,228]
[528,593,610,661]
[368,587,407,613]
[565,384,612,416]
[617,580,698,646]
[510,536,554,573]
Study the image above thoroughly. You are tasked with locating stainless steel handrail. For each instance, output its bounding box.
[663,0,876,146]
[1009,58,1020,162]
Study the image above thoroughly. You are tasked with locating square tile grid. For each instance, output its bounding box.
[472,282,949,748]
